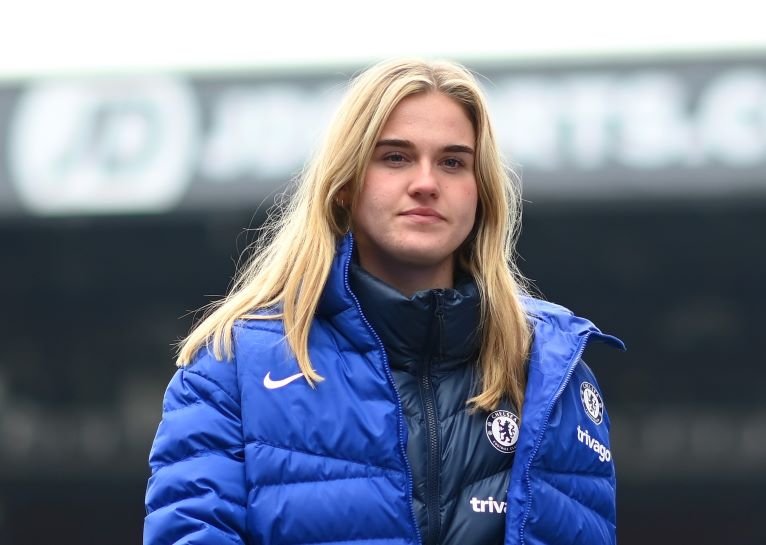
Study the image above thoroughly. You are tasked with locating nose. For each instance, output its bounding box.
[408,160,440,199]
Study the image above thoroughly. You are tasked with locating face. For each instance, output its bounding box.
[347,92,478,294]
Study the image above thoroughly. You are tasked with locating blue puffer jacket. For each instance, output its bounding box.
[144,234,624,545]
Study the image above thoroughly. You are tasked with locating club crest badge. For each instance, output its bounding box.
[580,382,604,425]
[485,410,520,454]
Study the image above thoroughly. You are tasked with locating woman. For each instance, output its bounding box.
[144,58,624,545]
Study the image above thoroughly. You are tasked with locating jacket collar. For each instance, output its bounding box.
[348,259,481,373]
[317,233,625,364]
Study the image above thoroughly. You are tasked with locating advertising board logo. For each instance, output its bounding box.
[8,77,199,215]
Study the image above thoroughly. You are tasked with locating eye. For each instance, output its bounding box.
[442,157,465,169]
[385,152,407,163]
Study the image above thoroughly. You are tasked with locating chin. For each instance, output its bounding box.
[396,246,455,268]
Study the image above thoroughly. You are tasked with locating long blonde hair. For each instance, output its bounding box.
[177,58,532,412]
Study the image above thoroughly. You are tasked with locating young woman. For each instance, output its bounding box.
[144,58,624,545]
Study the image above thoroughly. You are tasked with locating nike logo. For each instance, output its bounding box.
[263,371,305,389]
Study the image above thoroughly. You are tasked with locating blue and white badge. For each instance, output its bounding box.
[580,382,604,425]
[485,410,520,454]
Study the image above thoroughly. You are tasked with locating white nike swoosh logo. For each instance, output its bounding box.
[263,371,305,389]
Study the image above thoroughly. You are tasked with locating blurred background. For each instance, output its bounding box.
[0,2,764,544]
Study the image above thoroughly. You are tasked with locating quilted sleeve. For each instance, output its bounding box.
[554,358,617,545]
[144,354,248,545]
[508,357,618,545]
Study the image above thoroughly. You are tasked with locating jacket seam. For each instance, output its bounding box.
[185,368,239,406]
[169,370,242,430]
[250,438,402,476]
[441,403,470,422]
[290,538,406,545]
[234,317,284,331]
[151,445,243,473]
[149,488,247,513]
[255,474,394,488]
[162,399,204,414]
[534,465,613,479]
[441,469,510,504]
[195,522,247,545]
[539,475,613,522]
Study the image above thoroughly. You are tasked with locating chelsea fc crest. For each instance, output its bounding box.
[580,382,604,425]
[485,410,520,454]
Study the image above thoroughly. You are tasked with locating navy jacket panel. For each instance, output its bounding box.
[349,260,516,545]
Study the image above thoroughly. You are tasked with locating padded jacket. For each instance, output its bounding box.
[144,233,624,545]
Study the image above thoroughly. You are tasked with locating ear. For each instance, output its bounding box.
[336,184,351,207]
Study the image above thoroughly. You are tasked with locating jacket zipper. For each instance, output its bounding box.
[518,332,592,545]
[343,237,423,545]
[421,291,443,545]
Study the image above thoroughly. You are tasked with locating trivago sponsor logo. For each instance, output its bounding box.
[576,425,612,463]
[470,496,507,514]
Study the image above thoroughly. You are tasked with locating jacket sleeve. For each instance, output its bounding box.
[546,358,617,545]
[507,357,617,545]
[144,352,248,545]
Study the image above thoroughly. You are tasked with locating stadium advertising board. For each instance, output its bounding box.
[0,54,765,217]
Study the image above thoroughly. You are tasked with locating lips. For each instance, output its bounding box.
[400,207,445,220]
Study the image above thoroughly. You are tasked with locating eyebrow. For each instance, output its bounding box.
[375,138,474,155]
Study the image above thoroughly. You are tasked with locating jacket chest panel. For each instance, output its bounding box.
[238,328,404,471]
[393,366,519,494]
[243,441,414,545]
[236,326,419,544]
[392,363,518,545]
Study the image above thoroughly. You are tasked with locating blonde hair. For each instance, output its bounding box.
[177,58,532,412]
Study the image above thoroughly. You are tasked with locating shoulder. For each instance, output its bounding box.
[522,295,625,351]
[166,318,296,421]
[521,296,574,318]
[173,346,241,407]
[174,318,284,401]
[230,317,298,366]
[522,295,582,334]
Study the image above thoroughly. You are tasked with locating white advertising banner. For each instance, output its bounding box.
[1,55,765,216]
